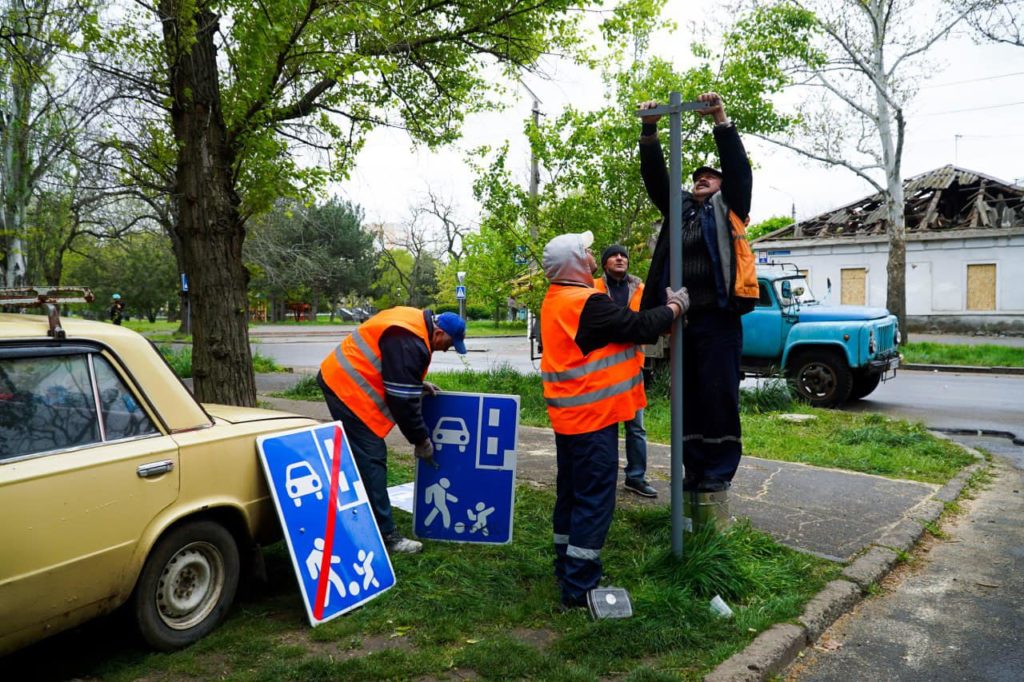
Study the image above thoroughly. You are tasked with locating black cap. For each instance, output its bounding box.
[691,165,723,182]
[601,244,628,266]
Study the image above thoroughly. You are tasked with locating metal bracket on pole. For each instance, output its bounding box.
[635,92,689,558]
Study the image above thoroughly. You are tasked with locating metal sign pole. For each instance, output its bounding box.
[635,92,700,558]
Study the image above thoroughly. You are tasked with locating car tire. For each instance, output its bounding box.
[786,349,853,408]
[848,370,882,401]
[132,521,240,651]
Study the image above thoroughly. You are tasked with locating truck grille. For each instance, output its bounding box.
[876,321,896,353]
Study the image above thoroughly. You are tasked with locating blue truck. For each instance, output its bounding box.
[742,264,901,407]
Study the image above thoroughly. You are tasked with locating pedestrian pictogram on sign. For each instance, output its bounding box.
[455,285,467,300]
[258,423,396,626]
[413,392,519,544]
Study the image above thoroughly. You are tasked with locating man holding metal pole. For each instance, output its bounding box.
[637,92,759,506]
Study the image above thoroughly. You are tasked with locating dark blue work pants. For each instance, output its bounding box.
[682,309,743,489]
[552,423,618,605]
[318,372,396,536]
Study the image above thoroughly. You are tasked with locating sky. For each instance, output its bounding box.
[331,1,1024,235]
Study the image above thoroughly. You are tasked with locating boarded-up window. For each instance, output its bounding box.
[841,268,866,306]
[966,264,997,311]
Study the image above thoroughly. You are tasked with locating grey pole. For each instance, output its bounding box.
[667,92,685,558]
[634,93,709,558]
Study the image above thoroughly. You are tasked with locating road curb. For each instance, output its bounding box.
[703,441,987,681]
[903,362,1024,375]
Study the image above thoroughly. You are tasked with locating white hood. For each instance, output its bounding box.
[542,231,595,287]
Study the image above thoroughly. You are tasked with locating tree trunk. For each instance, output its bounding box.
[161,3,255,406]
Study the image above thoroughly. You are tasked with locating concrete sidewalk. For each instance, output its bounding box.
[256,375,980,681]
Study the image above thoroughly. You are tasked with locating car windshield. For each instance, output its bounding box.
[774,277,816,306]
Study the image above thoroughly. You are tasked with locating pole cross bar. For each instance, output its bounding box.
[634,92,687,558]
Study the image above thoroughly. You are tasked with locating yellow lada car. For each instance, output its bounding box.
[0,289,317,654]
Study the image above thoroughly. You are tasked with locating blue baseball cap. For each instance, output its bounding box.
[434,312,467,354]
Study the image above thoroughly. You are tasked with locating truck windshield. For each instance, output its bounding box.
[774,277,816,306]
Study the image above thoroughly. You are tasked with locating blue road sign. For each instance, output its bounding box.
[258,423,396,626]
[413,392,519,544]
[455,285,467,300]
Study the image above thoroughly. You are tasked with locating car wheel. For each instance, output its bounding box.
[132,521,240,651]
[786,349,853,408]
[848,370,882,401]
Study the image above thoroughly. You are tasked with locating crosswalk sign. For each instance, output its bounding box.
[413,392,519,544]
[455,285,467,300]
[258,423,396,625]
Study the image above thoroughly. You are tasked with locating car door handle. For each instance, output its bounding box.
[137,460,175,478]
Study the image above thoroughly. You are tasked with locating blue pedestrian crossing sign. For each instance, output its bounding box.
[414,392,519,544]
[258,423,396,626]
[455,285,467,300]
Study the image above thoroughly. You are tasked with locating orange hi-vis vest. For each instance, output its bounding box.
[319,307,430,438]
[540,284,645,435]
[594,276,643,312]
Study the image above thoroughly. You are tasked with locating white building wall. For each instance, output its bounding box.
[755,233,1024,321]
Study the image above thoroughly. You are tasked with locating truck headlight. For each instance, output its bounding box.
[868,330,876,355]
[895,327,902,345]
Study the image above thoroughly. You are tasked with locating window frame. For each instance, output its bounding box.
[0,342,165,464]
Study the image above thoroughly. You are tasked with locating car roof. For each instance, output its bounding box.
[0,312,212,433]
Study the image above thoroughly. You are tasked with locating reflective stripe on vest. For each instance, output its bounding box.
[540,284,645,435]
[319,307,430,438]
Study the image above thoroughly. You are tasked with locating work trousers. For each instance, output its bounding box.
[623,408,648,481]
[553,423,618,605]
[682,309,743,489]
[318,372,396,536]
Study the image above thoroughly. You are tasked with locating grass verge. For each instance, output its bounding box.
[275,368,972,484]
[902,341,1024,368]
[59,456,836,682]
[159,345,285,378]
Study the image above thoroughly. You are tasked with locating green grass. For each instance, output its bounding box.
[902,341,1024,368]
[122,319,180,334]
[276,367,972,485]
[158,345,286,378]
[64,457,837,681]
[466,319,528,337]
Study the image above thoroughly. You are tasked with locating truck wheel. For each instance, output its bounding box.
[848,370,882,401]
[132,521,240,651]
[786,349,853,407]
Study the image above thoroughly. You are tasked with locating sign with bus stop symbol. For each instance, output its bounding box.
[258,423,396,626]
[413,392,519,544]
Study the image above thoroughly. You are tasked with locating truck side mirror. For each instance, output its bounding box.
[781,280,792,299]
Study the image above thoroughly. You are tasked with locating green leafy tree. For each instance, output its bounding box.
[88,0,664,406]
[246,198,375,319]
[468,18,816,313]
[747,215,794,242]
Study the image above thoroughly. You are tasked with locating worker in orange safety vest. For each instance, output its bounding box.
[317,308,467,555]
[540,231,689,609]
[594,244,656,499]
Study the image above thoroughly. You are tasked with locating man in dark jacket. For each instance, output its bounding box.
[637,91,758,493]
[317,309,467,555]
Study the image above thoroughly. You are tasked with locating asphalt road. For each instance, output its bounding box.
[252,330,1024,438]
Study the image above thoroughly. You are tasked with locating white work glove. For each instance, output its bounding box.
[664,286,690,316]
[422,381,440,396]
[414,439,439,469]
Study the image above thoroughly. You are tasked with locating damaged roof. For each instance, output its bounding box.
[756,164,1024,242]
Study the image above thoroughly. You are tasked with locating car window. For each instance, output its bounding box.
[757,283,773,307]
[0,354,100,460]
[92,355,158,441]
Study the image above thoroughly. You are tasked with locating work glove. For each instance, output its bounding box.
[422,381,440,396]
[664,286,690,316]
[414,438,439,469]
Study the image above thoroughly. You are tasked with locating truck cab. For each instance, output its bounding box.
[742,265,901,407]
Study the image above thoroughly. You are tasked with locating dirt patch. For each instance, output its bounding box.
[275,630,414,660]
[508,626,557,650]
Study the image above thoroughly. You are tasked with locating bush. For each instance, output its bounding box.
[430,303,493,320]
[158,346,284,379]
